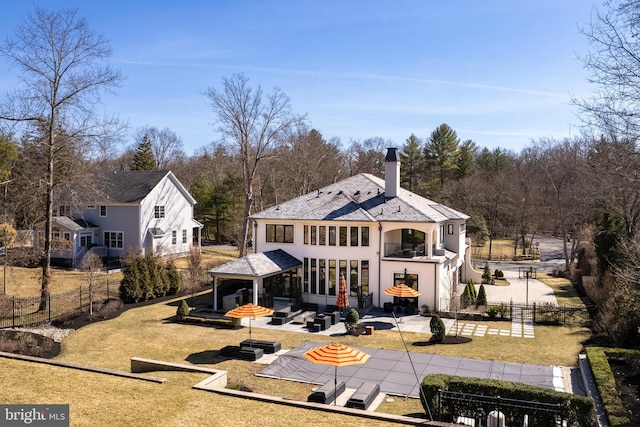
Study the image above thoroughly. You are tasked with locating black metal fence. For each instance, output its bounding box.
[483,300,591,326]
[437,389,568,426]
[0,280,115,328]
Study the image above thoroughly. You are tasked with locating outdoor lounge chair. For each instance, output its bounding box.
[240,339,281,353]
[345,382,380,410]
[220,345,263,361]
[307,380,346,404]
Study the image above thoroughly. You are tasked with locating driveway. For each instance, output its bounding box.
[481,236,566,305]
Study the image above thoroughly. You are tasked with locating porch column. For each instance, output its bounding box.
[253,278,259,305]
[213,276,219,311]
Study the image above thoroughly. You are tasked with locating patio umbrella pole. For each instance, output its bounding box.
[334,365,338,406]
[391,311,433,420]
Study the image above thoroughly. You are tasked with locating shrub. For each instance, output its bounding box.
[421,374,595,426]
[429,314,445,343]
[166,261,183,294]
[176,300,190,321]
[476,284,487,307]
[119,254,184,303]
[461,281,476,308]
[486,305,499,319]
[494,269,504,279]
[344,308,360,334]
[482,262,491,283]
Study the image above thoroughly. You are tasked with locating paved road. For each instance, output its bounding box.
[481,235,568,305]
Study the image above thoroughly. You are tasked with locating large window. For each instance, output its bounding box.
[361,227,369,247]
[303,258,309,293]
[104,231,123,248]
[182,229,187,244]
[172,230,177,245]
[310,225,317,245]
[339,227,347,246]
[154,206,165,219]
[310,259,317,294]
[328,260,336,296]
[319,259,326,295]
[350,260,359,297]
[350,227,358,246]
[100,206,107,217]
[266,224,294,243]
[361,261,369,296]
[328,226,336,246]
[319,226,326,245]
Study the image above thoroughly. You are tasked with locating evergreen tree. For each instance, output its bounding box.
[476,284,487,307]
[400,134,422,192]
[429,314,446,343]
[424,123,460,190]
[131,135,157,170]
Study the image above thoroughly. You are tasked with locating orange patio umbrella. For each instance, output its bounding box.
[384,283,421,323]
[225,303,274,342]
[335,274,349,314]
[303,342,370,405]
[383,283,421,298]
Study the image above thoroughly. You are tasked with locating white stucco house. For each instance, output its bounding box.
[209,148,481,313]
[48,170,202,268]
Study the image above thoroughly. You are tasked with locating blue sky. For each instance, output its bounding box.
[0,1,599,155]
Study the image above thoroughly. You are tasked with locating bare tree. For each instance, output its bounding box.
[80,251,103,315]
[134,126,185,170]
[204,73,305,256]
[0,7,124,308]
[0,222,17,295]
[574,0,640,139]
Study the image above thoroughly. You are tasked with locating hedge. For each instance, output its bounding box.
[421,374,595,426]
[585,347,635,427]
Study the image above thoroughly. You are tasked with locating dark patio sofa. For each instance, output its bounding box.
[307,380,346,404]
[345,382,380,410]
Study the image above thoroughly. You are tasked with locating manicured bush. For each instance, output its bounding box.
[429,314,445,343]
[586,347,631,426]
[468,279,478,300]
[119,254,183,303]
[476,284,487,307]
[421,374,595,426]
[344,308,360,334]
[482,262,491,283]
[494,269,504,278]
[461,281,476,308]
[166,261,183,294]
[176,300,190,321]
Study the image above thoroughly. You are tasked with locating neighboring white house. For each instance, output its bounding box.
[48,170,202,268]
[209,148,481,313]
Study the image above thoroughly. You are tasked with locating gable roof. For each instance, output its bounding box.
[95,170,170,203]
[208,249,302,278]
[250,173,469,223]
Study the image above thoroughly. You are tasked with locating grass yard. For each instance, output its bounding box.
[0,290,592,426]
[0,245,238,298]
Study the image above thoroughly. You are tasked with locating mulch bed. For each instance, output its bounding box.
[0,294,181,359]
[609,358,640,425]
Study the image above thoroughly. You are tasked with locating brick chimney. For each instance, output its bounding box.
[384,147,400,198]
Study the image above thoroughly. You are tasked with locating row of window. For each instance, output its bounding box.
[59,204,172,219]
[264,223,372,247]
[304,225,369,247]
[303,258,370,297]
[52,229,189,250]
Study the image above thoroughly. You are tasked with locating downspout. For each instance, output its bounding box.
[253,220,258,253]
[433,263,438,312]
[378,222,383,307]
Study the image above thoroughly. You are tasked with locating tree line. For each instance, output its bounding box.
[1,3,640,345]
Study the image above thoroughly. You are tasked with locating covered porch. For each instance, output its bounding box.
[207,249,302,312]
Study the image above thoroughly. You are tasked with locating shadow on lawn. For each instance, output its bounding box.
[412,336,472,346]
[185,350,225,365]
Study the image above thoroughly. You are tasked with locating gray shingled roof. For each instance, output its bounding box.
[208,249,301,278]
[250,173,468,223]
[53,216,99,231]
[94,171,169,204]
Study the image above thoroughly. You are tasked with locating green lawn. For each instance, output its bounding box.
[0,290,592,426]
